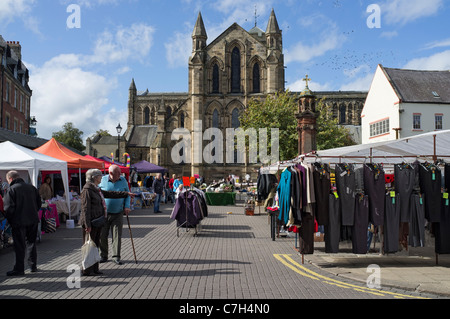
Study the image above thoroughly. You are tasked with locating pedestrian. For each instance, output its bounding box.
[163,173,172,204]
[99,165,131,265]
[173,176,182,194]
[3,171,42,276]
[80,169,130,276]
[169,174,176,203]
[152,173,164,214]
[39,176,53,201]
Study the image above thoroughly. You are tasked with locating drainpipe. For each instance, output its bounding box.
[0,52,4,128]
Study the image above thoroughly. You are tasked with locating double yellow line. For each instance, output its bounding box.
[274,254,429,299]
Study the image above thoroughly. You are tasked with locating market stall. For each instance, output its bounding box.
[0,141,71,228]
[34,138,104,220]
[133,160,167,174]
[205,192,236,206]
[259,130,450,264]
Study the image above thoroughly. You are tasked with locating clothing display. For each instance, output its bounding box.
[170,190,205,228]
[435,197,450,254]
[409,194,426,247]
[266,159,450,257]
[313,163,330,226]
[419,163,441,223]
[364,163,385,226]
[325,194,340,253]
[384,192,400,253]
[335,163,356,226]
[394,163,416,222]
[352,195,369,254]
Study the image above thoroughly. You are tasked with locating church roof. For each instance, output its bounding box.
[127,125,158,148]
[382,65,450,104]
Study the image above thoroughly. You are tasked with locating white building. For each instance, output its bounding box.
[362,64,450,144]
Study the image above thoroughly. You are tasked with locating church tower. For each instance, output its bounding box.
[189,12,208,175]
[266,9,284,94]
[128,78,136,128]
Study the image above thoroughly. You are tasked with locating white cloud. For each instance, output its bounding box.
[381,0,444,25]
[0,0,41,35]
[423,38,450,50]
[339,72,375,91]
[27,22,155,140]
[403,50,450,70]
[165,30,192,69]
[285,29,346,64]
[91,23,155,64]
[29,63,116,140]
[380,31,398,39]
[287,78,332,92]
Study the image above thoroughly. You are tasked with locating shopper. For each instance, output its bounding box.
[80,169,130,275]
[152,173,164,214]
[99,165,131,265]
[39,176,53,201]
[3,171,42,276]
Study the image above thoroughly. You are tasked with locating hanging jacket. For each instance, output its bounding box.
[170,191,202,227]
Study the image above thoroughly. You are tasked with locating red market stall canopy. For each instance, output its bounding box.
[86,155,130,174]
[34,138,104,169]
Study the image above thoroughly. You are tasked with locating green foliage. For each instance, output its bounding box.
[92,129,111,138]
[239,92,356,161]
[240,90,298,161]
[52,122,85,152]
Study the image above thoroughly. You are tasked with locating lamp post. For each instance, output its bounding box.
[116,123,122,162]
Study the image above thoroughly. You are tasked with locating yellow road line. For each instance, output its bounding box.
[274,254,429,300]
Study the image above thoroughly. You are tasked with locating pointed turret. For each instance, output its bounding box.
[266,8,281,34]
[192,12,207,52]
[129,78,136,91]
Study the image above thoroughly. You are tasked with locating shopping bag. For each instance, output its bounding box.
[45,217,56,233]
[81,234,101,270]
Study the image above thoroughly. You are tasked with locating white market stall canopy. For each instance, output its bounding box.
[262,129,450,173]
[0,141,71,214]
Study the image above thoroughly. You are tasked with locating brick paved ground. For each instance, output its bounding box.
[0,201,444,306]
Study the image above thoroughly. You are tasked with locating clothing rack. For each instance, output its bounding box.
[263,158,450,265]
[176,189,198,237]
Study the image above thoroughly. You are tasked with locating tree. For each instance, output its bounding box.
[239,91,355,161]
[240,90,298,161]
[52,122,85,152]
[91,129,112,139]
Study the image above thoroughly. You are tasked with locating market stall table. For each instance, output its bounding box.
[205,192,236,206]
[52,199,81,221]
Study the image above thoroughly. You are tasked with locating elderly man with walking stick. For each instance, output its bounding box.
[99,165,133,265]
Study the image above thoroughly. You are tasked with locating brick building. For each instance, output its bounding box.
[0,36,33,136]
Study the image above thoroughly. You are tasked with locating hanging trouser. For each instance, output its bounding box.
[384,193,400,253]
[313,165,330,226]
[435,197,450,254]
[299,212,315,255]
[419,165,441,223]
[394,165,416,223]
[335,164,356,226]
[409,194,425,247]
[325,194,341,253]
[352,195,369,254]
[364,164,385,226]
[445,164,450,192]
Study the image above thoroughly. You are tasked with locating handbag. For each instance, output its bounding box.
[43,208,56,233]
[81,234,101,270]
[91,215,107,228]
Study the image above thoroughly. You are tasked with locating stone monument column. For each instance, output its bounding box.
[296,75,318,155]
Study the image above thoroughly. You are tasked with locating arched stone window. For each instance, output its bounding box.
[144,107,150,124]
[253,62,260,93]
[232,108,240,128]
[212,64,220,93]
[231,47,241,93]
[212,109,219,128]
[180,112,185,128]
[339,104,346,124]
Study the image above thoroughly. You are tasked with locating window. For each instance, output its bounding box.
[5,82,10,102]
[435,114,443,130]
[180,113,185,128]
[212,109,219,128]
[231,47,241,93]
[144,107,150,124]
[212,64,219,93]
[232,108,240,129]
[432,91,440,98]
[339,104,346,124]
[370,118,390,138]
[253,63,260,93]
[413,114,421,130]
[14,88,17,108]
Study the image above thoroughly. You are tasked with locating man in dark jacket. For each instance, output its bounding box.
[152,173,164,214]
[3,171,42,276]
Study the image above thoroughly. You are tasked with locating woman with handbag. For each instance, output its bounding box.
[80,169,130,276]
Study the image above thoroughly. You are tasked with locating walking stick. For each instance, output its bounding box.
[126,214,138,264]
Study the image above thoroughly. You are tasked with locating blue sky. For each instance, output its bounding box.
[1,0,449,141]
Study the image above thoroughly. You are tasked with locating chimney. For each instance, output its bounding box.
[7,41,21,60]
